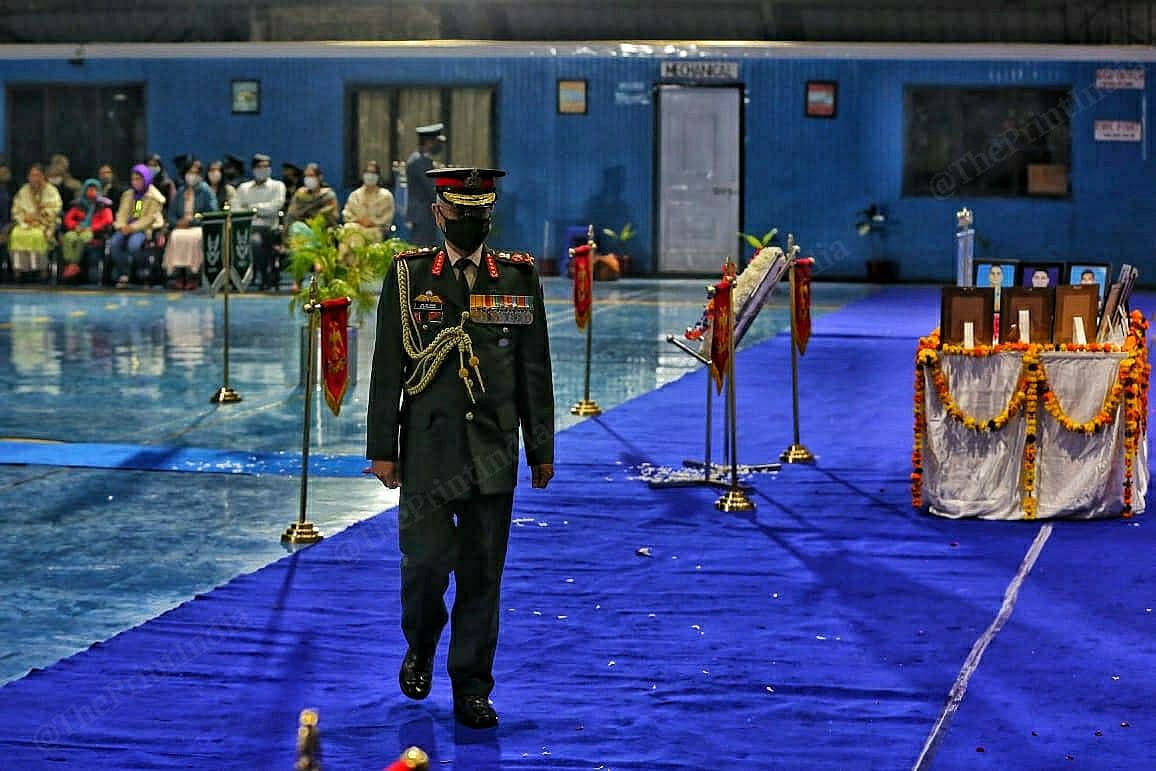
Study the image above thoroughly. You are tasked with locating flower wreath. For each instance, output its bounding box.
[912,310,1150,518]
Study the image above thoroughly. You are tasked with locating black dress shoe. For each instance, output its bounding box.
[453,694,498,729]
[398,649,433,700]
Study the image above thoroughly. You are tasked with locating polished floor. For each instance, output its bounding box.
[0,277,871,684]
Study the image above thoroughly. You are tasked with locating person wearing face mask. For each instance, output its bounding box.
[162,157,216,290]
[146,153,176,207]
[9,164,63,281]
[286,162,339,238]
[110,164,166,287]
[340,160,396,254]
[235,153,288,291]
[205,160,236,211]
[45,153,82,206]
[96,164,125,210]
[60,178,114,282]
[367,167,555,730]
[404,123,446,246]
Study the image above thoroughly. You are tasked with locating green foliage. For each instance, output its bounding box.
[287,214,414,322]
[738,227,778,253]
[601,222,636,249]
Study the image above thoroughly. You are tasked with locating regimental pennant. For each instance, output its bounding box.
[470,294,534,324]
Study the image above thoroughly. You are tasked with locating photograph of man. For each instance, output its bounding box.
[973,261,1016,306]
[1018,263,1062,289]
[1068,264,1110,303]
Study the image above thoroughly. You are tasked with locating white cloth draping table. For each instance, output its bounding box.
[922,351,1148,520]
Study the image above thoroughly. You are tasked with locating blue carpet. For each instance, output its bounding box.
[1,285,1153,769]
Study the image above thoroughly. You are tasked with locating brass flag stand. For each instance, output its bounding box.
[197,203,243,405]
[715,282,756,512]
[570,225,603,417]
[780,247,815,463]
[282,279,324,545]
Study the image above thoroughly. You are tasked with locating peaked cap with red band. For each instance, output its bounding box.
[427,166,506,207]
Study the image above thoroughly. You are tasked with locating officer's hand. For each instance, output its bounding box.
[367,460,400,489]
[531,464,554,489]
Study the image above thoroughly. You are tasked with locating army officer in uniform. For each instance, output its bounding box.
[367,167,554,729]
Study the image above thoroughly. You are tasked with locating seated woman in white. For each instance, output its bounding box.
[9,163,62,280]
[162,158,216,290]
[340,160,395,256]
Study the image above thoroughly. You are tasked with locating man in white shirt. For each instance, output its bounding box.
[234,153,287,290]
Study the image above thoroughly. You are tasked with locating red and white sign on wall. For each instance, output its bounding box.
[1095,68,1146,90]
[1093,120,1143,142]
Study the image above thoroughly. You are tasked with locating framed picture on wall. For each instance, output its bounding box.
[1067,262,1112,304]
[557,79,587,115]
[1053,285,1100,344]
[1017,261,1064,290]
[1000,287,1055,344]
[805,81,837,118]
[940,286,995,346]
[232,80,260,114]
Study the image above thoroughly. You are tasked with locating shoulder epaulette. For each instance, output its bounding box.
[396,246,439,260]
[492,250,535,266]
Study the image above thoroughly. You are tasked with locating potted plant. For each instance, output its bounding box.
[596,222,635,280]
[287,214,413,320]
[286,214,414,391]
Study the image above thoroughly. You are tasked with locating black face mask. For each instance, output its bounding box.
[442,217,490,254]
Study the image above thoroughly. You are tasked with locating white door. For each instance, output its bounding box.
[657,85,742,273]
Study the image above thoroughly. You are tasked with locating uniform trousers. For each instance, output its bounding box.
[398,485,514,699]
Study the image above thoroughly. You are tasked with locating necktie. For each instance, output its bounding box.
[456,260,472,299]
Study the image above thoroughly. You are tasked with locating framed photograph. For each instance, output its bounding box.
[1116,263,1139,312]
[1053,285,1100,344]
[940,286,995,346]
[973,259,1018,308]
[805,80,837,118]
[231,79,260,114]
[1017,261,1064,290]
[1000,287,1055,344]
[1066,262,1111,304]
[557,79,587,115]
[1097,283,1124,341]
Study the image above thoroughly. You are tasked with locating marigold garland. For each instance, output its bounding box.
[912,312,1149,517]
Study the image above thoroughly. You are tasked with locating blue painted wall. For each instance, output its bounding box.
[1,46,1153,281]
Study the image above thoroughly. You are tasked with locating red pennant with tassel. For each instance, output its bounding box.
[792,257,814,356]
[709,276,734,394]
[320,297,351,416]
[571,243,593,330]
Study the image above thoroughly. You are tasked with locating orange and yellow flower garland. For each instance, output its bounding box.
[912,311,1149,518]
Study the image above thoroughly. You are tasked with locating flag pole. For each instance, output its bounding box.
[780,238,815,463]
[282,277,324,545]
[209,202,242,404]
[716,263,755,512]
[570,224,603,417]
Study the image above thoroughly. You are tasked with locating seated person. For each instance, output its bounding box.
[97,164,126,210]
[286,162,339,239]
[60,179,114,281]
[340,160,396,256]
[205,160,236,212]
[234,153,287,290]
[163,158,216,290]
[9,163,62,281]
[109,164,166,287]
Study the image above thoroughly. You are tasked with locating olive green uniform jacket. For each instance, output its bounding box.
[366,246,554,499]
